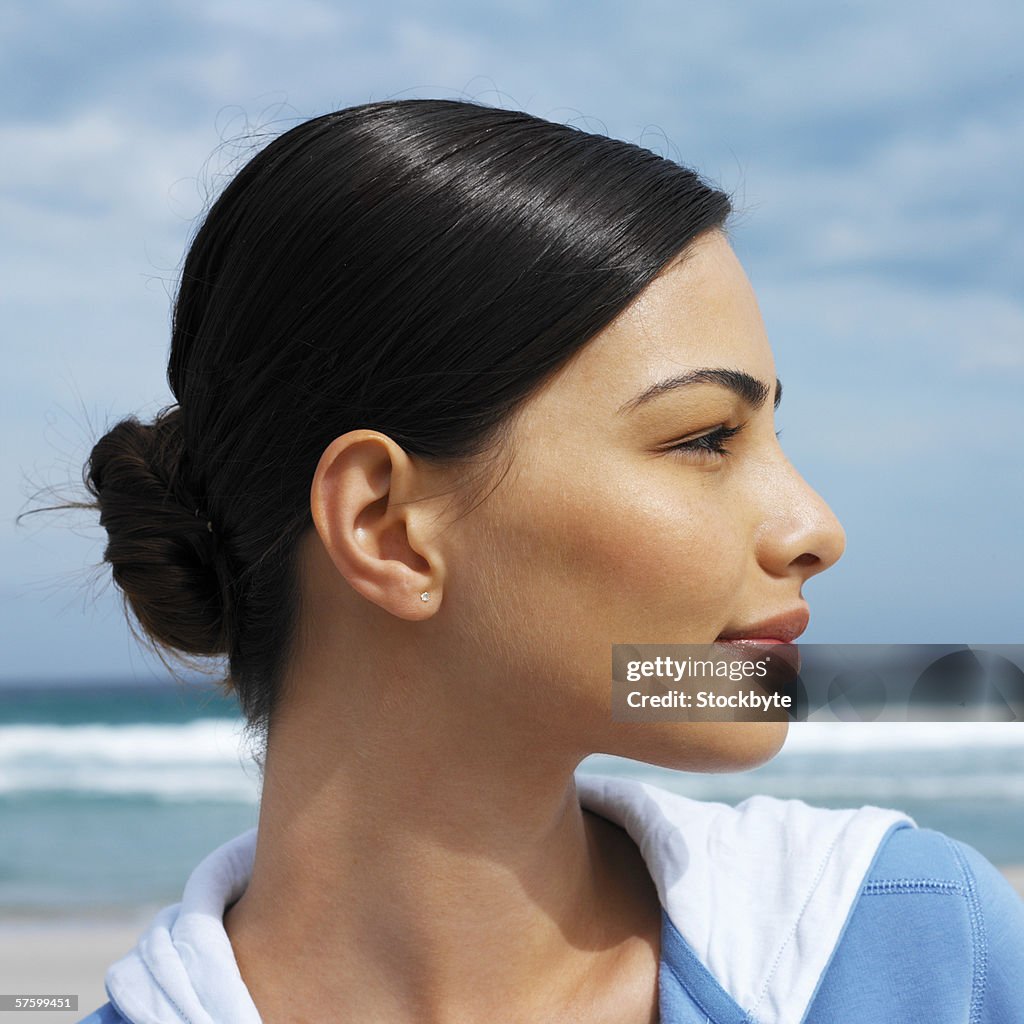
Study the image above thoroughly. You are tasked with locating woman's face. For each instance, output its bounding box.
[446,229,846,772]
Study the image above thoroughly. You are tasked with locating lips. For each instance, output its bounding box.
[714,608,808,684]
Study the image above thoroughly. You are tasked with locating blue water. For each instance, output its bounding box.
[1,680,1022,918]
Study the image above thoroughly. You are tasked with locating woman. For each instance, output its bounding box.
[75,99,1022,1024]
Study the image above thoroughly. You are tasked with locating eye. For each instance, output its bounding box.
[664,423,783,462]
[664,422,745,461]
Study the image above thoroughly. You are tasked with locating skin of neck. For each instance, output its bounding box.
[223,538,662,1024]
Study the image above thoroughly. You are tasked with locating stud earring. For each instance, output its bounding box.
[420,591,431,603]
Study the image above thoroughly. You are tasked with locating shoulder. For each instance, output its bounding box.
[73,1001,130,1024]
[808,824,1024,1022]
[865,825,1024,958]
[867,823,1024,921]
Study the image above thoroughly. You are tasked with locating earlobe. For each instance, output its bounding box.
[309,430,440,620]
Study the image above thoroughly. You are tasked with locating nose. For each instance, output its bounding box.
[755,455,847,583]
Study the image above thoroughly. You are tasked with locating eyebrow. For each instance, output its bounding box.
[616,368,783,416]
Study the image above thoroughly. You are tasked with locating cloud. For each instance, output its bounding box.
[758,276,1024,371]
[197,0,353,38]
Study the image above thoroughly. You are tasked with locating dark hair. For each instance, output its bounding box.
[85,98,731,754]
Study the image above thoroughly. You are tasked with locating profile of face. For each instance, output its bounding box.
[307,229,846,776]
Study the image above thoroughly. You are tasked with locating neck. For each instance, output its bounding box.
[224,676,661,1023]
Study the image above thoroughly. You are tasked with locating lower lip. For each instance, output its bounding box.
[715,638,802,674]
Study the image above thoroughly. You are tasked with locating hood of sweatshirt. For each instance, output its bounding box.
[103,771,915,1024]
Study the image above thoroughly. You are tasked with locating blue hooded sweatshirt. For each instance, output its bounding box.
[76,771,1024,1024]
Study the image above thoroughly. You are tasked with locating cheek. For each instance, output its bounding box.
[493,465,745,667]
[599,483,742,618]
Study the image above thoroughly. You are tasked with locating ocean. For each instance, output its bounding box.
[2,679,1023,920]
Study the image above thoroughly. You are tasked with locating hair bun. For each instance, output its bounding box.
[86,407,228,658]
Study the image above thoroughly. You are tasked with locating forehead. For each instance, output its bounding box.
[531,231,773,418]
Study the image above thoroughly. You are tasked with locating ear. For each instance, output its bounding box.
[309,430,443,621]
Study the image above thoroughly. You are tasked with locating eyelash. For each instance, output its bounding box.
[665,423,783,461]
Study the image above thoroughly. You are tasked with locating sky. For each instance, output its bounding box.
[2,0,1022,681]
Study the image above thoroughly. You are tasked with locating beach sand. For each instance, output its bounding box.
[3,868,1023,1023]
[0,917,146,1024]
[1001,864,1024,898]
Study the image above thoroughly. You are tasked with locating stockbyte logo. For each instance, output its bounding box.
[610,644,1024,723]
